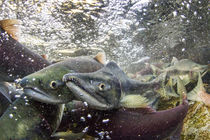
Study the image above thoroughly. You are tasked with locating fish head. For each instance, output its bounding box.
[20,66,73,104]
[63,62,122,110]
[175,59,208,72]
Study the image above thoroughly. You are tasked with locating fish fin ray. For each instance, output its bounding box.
[51,104,65,134]
[94,52,106,64]
[0,82,12,103]
[0,19,21,40]
[120,95,149,108]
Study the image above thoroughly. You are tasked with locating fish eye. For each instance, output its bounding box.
[50,81,57,89]
[98,83,105,91]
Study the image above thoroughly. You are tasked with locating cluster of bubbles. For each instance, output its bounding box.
[0,0,150,67]
[0,0,209,67]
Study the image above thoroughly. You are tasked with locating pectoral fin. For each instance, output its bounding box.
[120,95,149,108]
[0,82,12,103]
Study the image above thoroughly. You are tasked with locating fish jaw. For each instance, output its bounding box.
[23,88,66,104]
[20,77,67,104]
[19,65,75,104]
[65,82,114,110]
[63,71,122,110]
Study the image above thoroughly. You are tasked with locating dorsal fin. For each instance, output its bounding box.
[94,52,106,64]
[105,61,119,70]
[0,19,21,40]
[41,54,47,60]
[171,57,178,65]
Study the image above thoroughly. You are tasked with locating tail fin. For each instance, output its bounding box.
[0,19,21,40]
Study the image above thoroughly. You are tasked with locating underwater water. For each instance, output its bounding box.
[0,0,209,140]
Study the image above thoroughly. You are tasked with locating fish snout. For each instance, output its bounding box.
[19,78,29,87]
[62,73,79,83]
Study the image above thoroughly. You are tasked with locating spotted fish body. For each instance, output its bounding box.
[0,19,59,140]
[0,19,51,82]
[58,98,189,140]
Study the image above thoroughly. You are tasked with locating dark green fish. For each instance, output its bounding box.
[20,53,105,104]
[0,82,64,139]
[0,82,23,116]
[0,19,63,139]
[63,61,161,110]
[0,93,64,140]
[0,82,12,116]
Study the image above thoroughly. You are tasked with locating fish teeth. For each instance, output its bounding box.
[68,77,79,85]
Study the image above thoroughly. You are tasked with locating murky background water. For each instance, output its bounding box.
[0,0,210,139]
[1,0,209,71]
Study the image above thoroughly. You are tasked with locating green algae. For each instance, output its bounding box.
[182,102,210,140]
[158,97,210,140]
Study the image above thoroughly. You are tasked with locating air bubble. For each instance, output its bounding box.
[80,116,86,122]
[84,102,88,107]
[87,114,92,118]
[9,114,13,118]
[102,119,110,123]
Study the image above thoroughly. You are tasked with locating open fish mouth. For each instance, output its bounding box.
[64,76,114,110]
[23,87,64,104]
